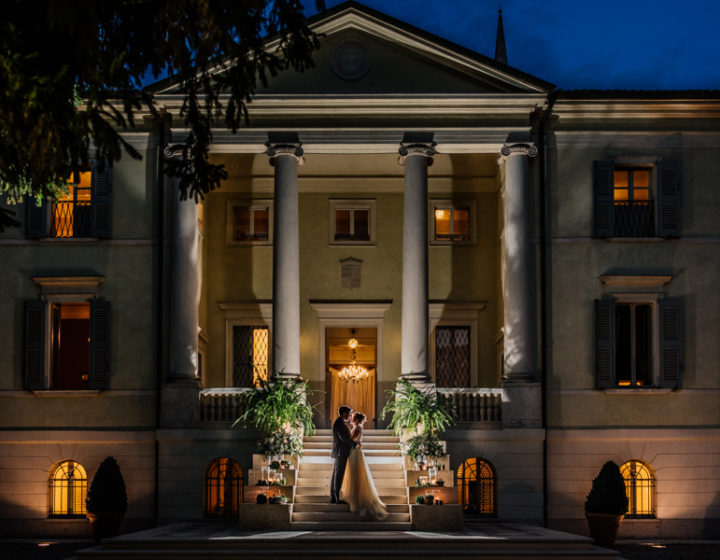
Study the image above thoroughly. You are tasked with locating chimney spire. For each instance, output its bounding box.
[495,6,508,65]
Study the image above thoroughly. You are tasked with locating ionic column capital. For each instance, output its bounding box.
[398,142,436,165]
[266,142,304,165]
[500,143,538,159]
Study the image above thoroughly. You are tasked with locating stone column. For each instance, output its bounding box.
[398,140,435,382]
[161,144,200,427]
[267,140,304,380]
[501,142,538,382]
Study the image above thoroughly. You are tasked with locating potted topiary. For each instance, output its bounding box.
[86,457,128,541]
[584,461,628,547]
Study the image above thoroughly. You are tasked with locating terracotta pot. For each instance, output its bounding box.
[585,512,624,547]
[87,511,125,541]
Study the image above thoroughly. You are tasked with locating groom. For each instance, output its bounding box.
[330,405,358,503]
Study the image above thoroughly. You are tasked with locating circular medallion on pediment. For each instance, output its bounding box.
[331,41,371,80]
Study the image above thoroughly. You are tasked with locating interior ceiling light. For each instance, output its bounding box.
[338,329,369,383]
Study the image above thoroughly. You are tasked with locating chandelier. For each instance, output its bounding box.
[338,331,369,383]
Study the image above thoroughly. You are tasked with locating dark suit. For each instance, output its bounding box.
[330,415,357,502]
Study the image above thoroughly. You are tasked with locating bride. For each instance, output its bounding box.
[339,412,389,520]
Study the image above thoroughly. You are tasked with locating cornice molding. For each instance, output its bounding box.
[552,98,720,120]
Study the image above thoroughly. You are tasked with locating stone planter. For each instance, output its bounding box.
[86,512,124,541]
[411,504,463,531]
[586,513,624,547]
[238,503,292,531]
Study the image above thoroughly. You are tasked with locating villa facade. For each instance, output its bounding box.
[0,2,718,539]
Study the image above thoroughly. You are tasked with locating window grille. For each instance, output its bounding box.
[52,172,93,238]
[435,326,470,387]
[49,460,87,517]
[204,458,243,518]
[457,457,496,517]
[621,460,656,518]
[232,326,269,386]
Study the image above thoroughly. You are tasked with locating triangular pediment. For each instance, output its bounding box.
[152,1,552,96]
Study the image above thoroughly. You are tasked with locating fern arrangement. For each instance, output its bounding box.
[380,379,455,437]
[232,377,316,455]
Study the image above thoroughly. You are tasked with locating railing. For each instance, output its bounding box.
[437,388,503,424]
[614,201,654,237]
[199,388,252,423]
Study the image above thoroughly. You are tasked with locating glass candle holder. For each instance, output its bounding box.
[418,475,429,486]
[428,466,438,485]
[261,466,269,482]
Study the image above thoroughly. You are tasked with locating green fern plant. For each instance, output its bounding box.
[380,379,455,436]
[232,377,316,439]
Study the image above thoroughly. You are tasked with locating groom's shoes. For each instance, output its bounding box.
[337,500,348,505]
[330,497,338,504]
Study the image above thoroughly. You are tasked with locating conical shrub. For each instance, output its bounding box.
[585,460,628,515]
[86,456,128,514]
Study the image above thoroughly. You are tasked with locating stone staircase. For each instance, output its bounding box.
[292,428,411,530]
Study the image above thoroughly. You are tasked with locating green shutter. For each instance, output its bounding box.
[593,161,614,237]
[595,299,614,388]
[91,160,112,238]
[25,198,49,238]
[657,162,681,238]
[658,298,682,389]
[24,301,46,390]
[89,299,111,390]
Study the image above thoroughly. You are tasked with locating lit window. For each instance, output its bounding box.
[227,200,273,245]
[620,460,656,518]
[49,460,87,517]
[26,162,113,239]
[593,160,680,238]
[457,457,496,517]
[615,303,653,387]
[329,199,376,245]
[204,458,243,518]
[435,326,470,387]
[430,200,475,244]
[232,326,269,386]
[51,302,91,389]
[25,284,110,392]
[52,171,93,238]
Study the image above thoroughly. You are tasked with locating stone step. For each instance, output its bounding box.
[297,477,406,487]
[305,435,399,444]
[295,485,407,495]
[299,463,403,472]
[291,512,411,523]
[292,503,409,513]
[313,429,394,436]
[288,521,413,532]
[293,493,408,504]
[300,455,404,465]
[302,449,402,457]
[303,441,400,450]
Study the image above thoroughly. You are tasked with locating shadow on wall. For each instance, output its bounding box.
[704,491,720,538]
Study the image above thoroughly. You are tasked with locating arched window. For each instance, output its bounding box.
[204,458,243,517]
[457,457,496,517]
[49,460,87,517]
[620,459,656,518]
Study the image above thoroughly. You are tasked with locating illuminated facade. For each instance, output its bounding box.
[0,1,718,539]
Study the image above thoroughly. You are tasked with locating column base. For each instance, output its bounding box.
[272,371,301,381]
[401,372,431,383]
[501,381,541,428]
[160,380,200,428]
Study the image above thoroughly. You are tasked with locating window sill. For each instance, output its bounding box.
[36,237,100,242]
[32,390,102,397]
[329,241,376,246]
[602,237,666,243]
[603,388,673,394]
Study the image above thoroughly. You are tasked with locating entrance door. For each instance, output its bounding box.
[326,327,376,428]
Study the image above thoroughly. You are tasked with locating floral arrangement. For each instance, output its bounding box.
[260,431,303,457]
[256,478,287,486]
[404,432,445,460]
[268,494,289,505]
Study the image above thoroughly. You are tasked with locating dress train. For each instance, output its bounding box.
[339,445,388,520]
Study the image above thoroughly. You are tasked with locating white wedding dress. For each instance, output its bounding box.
[339,425,388,520]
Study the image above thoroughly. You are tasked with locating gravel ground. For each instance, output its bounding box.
[3,540,720,559]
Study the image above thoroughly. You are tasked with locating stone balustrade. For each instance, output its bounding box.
[199,387,252,423]
[437,388,503,424]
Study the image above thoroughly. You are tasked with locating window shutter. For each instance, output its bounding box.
[659,298,682,389]
[25,198,49,238]
[89,299,111,390]
[593,161,614,237]
[595,299,614,388]
[91,160,112,238]
[24,301,46,390]
[657,162,681,238]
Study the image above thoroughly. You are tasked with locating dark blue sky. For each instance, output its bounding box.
[312,0,720,90]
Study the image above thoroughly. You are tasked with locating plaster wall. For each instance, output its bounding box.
[0,430,155,537]
[547,428,720,538]
[0,147,160,429]
[545,132,720,428]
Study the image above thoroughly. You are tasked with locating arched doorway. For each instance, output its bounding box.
[326,327,376,427]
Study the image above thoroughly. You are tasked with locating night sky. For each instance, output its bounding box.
[311,0,720,90]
